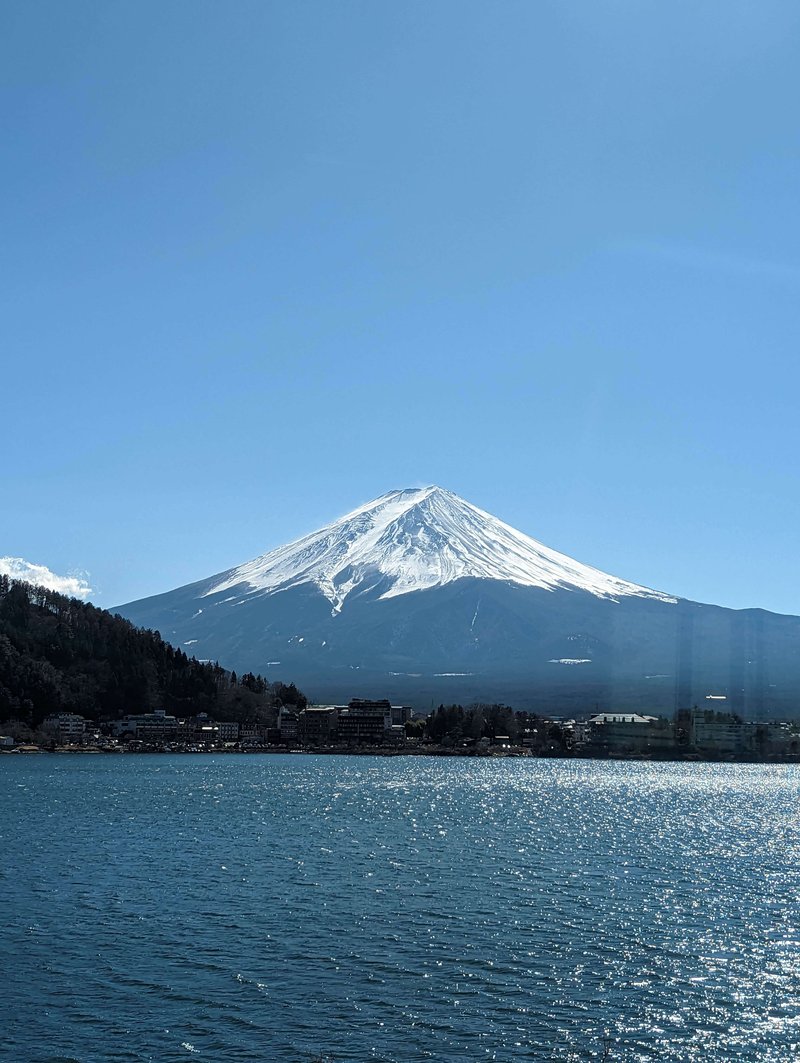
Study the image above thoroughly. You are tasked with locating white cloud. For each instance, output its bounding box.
[0,557,93,599]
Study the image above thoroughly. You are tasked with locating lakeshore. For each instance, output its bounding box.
[5,741,800,764]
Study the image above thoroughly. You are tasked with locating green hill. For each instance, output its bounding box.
[0,575,305,727]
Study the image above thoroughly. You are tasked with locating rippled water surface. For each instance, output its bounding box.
[2,755,799,1062]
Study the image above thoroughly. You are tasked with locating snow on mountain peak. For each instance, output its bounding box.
[202,486,675,612]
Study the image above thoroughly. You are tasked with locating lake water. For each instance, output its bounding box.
[1,754,799,1062]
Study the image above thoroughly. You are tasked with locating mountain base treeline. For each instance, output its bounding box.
[0,577,306,728]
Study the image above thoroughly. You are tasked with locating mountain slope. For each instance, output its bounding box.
[192,487,675,611]
[114,487,800,716]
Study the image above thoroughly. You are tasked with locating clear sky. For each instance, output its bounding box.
[3,1,800,613]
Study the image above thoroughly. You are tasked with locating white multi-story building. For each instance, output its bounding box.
[42,713,87,744]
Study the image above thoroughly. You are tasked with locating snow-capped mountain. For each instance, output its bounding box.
[202,487,675,613]
[114,487,800,716]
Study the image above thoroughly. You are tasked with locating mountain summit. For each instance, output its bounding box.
[115,487,800,715]
[201,486,674,614]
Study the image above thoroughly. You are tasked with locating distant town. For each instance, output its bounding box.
[3,699,800,762]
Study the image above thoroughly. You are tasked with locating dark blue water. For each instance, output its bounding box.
[2,755,799,1062]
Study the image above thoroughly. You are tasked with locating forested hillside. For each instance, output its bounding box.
[0,577,306,727]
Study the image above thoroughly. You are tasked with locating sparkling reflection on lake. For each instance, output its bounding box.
[1,754,799,1061]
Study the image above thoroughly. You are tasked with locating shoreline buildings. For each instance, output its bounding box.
[3,701,797,761]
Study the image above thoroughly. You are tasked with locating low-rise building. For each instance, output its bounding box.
[568,720,591,747]
[386,724,407,744]
[388,703,413,727]
[110,709,180,741]
[42,713,87,744]
[217,720,239,742]
[689,710,744,755]
[751,720,800,756]
[277,706,299,741]
[240,720,267,746]
[183,713,222,745]
[589,713,673,754]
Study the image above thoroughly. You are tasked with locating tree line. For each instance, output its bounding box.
[422,702,571,752]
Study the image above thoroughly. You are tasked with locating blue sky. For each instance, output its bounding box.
[2,0,800,613]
